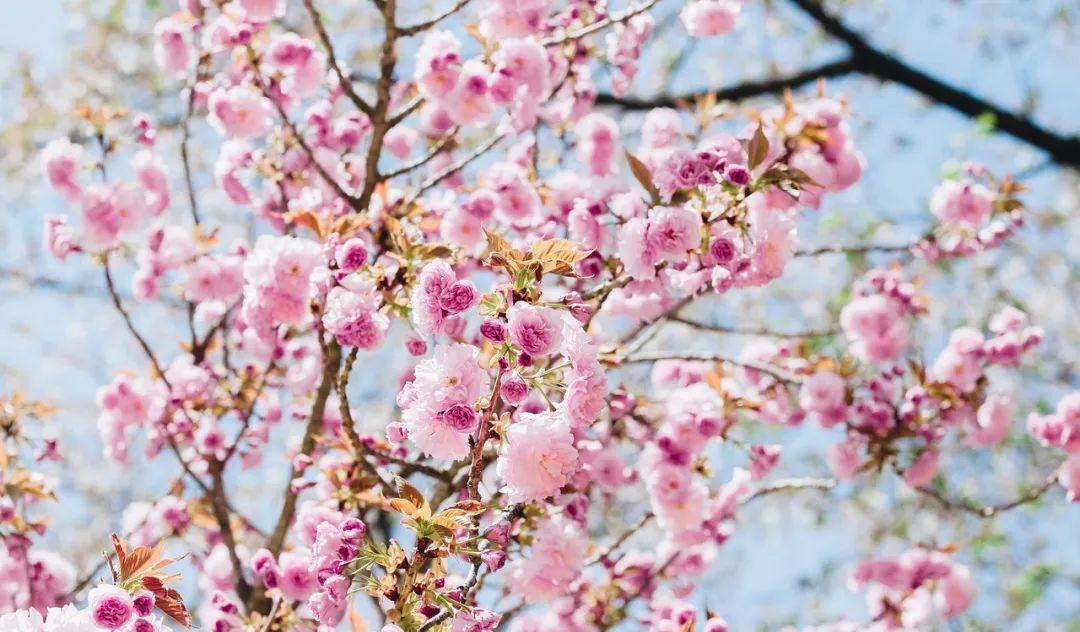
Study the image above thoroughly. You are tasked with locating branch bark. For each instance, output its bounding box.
[786,0,1080,167]
[596,57,858,109]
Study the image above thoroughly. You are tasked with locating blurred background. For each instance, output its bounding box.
[0,0,1078,629]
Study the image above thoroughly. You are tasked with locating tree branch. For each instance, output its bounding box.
[596,57,858,109]
[267,338,341,556]
[786,0,1080,167]
[911,470,1060,519]
[620,351,803,384]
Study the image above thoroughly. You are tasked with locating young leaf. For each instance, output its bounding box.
[528,238,590,276]
[747,124,769,171]
[624,150,660,202]
[142,575,192,628]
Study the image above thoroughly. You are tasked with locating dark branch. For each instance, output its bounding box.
[596,57,858,109]
[786,0,1080,167]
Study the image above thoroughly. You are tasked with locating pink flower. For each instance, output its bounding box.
[384,126,418,159]
[241,235,323,338]
[41,138,83,202]
[439,280,479,314]
[749,444,782,479]
[575,113,619,176]
[968,393,1014,446]
[618,217,659,280]
[452,608,502,632]
[903,448,940,489]
[506,515,585,602]
[415,30,462,100]
[184,255,244,303]
[680,0,744,37]
[335,238,369,273]
[410,259,457,335]
[153,16,192,77]
[745,203,795,283]
[840,294,909,364]
[1059,455,1080,502]
[500,372,529,405]
[935,564,975,617]
[403,344,491,460]
[322,284,389,350]
[491,38,549,101]
[488,164,541,224]
[215,140,254,205]
[647,206,703,260]
[208,86,272,139]
[266,33,326,97]
[445,60,493,126]
[88,584,134,629]
[237,0,285,22]
[132,151,170,217]
[497,410,578,502]
[278,552,317,601]
[481,0,551,39]
[930,180,995,228]
[645,464,709,534]
[827,436,864,480]
[928,327,984,393]
[507,302,564,357]
[642,108,682,149]
[43,215,81,260]
[799,371,847,427]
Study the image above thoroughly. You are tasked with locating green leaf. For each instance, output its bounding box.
[974,111,998,136]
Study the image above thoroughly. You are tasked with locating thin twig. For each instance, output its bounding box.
[304,0,373,116]
[668,315,840,339]
[398,0,474,36]
[621,351,803,384]
[542,0,660,47]
[912,470,1059,519]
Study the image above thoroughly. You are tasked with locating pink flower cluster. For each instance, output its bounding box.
[0,542,75,615]
[1028,392,1080,501]
[240,235,323,341]
[848,549,974,630]
[40,143,170,251]
[915,165,1025,260]
[399,343,491,460]
[251,506,366,627]
[840,269,924,364]
[680,0,748,38]
[410,260,480,337]
[506,515,585,602]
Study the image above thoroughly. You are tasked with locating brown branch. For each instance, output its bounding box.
[744,476,837,503]
[380,128,457,180]
[467,365,505,500]
[787,0,1080,168]
[668,315,840,339]
[398,0,474,36]
[402,132,505,206]
[335,347,396,496]
[620,351,803,384]
[103,257,167,379]
[208,458,252,607]
[794,241,913,257]
[267,338,341,556]
[542,0,660,47]
[586,512,653,566]
[911,470,1059,519]
[596,57,858,109]
[355,0,401,212]
[304,0,373,116]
